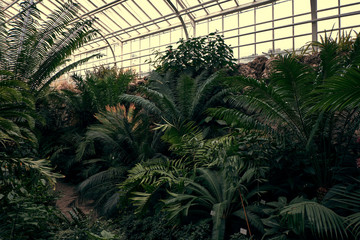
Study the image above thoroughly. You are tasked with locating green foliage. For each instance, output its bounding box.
[119,70,238,137]
[152,33,236,75]
[71,66,136,113]
[38,66,137,180]
[0,1,100,95]
[53,207,123,240]
[309,32,360,111]
[76,104,158,215]
[210,51,360,193]
[0,154,63,240]
[115,210,174,240]
[163,167,260,240]
[262,197,347,240]
[0,78,38,150]
[172,220,211,240]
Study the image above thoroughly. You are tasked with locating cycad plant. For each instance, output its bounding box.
[210,34,360,195]
[119,70,238,138]
[0,0,99,96]
[76,104,157,215]
[0,75,37,148]
[38,67,136,179]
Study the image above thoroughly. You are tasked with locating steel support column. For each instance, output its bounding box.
[166,0,189,40]
[310,0,318,42]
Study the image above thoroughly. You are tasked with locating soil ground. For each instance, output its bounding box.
[54,181,95,218]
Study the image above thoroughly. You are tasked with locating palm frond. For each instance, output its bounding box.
[346,212,360,238]
[312,67,360,111]
[36,53,103,95]
[280,201,346,239]
[119,94,162,116]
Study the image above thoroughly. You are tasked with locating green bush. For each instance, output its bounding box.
[152,33,236,75]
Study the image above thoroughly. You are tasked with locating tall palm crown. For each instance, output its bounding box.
[0,1,99,95]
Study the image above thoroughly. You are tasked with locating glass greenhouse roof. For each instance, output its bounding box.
[0,0,274,48]
[2,0,360,77]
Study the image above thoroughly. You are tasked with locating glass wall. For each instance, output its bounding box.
[70,0,360,77]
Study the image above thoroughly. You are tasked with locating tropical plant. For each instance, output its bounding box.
[76,104,157,215]
[311,32,360,111]
[70,66,136,115]
[0,154,63,240]
[152,33,236,75]
[262,196,347,240]
[0,76,38,149]
[210,48,360,196]
[38,66,136,179]
[0,0,100,96]
[119,70,239,138]
[163,167,261,240]
[54,207,123,240]
[322,177,360,239]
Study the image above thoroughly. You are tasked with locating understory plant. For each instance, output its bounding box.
[38,66,136,180]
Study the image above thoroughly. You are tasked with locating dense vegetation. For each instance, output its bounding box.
[1,1,360,239]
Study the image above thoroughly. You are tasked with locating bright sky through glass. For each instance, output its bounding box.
[1,0,359,75]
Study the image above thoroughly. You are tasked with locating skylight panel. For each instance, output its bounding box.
[220,1,237,10]
[123,1,146,23]
[154,0,173,15]
[114,4,139,26]
[206,5,222,14]
[75,0,96,12]
[136,0,161,20]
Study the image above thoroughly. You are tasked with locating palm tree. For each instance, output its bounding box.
[0,1,100,96]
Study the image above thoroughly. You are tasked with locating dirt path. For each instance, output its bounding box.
[55,181,95,218]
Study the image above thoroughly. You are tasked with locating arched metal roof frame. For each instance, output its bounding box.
[2,0,280,47]
[3,0,359,72]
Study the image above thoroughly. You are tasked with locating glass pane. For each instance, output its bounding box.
[318,19,339,33]
[256,5,273,24]
[240,46,255,63]
[209,17,222,34]
[294,0,310,15]
[275,38,293,52]
[224,14,238,31]
[240,10,254,27]
[340,2,360,14]
[225,36,238,48]
[171,28,183,42]
[340,15,360,29]
[294,14,311,24]
[294,35,312,50]
[256,42,273,55]
[240,33,255,45]
[196,21,208,37]
[295,23,312,35]
[318,9,338,18]
[318,0,338,10]
[274,0,292,20]
[257,29,272,42]
[275,26,293,39]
